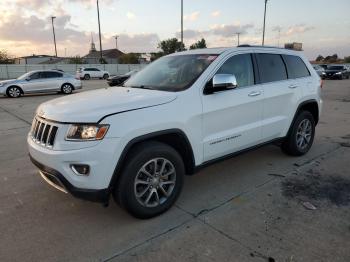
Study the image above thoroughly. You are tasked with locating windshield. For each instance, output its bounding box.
[124,54,218,91]
[17,72,33,80]
[328,66,344,70]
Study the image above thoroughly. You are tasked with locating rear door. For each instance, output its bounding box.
[256,53,305,141]
[43,71,64,91]
[202,53,264,161]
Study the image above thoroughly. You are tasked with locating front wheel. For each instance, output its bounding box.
[114,141,185,219]
[282,111,315,156]
[6,86,22,98]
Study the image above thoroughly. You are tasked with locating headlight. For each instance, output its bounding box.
[66,124,109,141]
[0,83,4,87]
[335,72,342,75]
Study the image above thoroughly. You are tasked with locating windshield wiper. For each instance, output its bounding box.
[127,85,154,90]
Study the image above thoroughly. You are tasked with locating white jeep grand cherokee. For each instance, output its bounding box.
[28,46,322,218]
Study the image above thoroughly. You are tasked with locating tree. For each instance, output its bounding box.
[118,53,140,64]
[315,55,324,62]
[344,56,350,63]
[69,56,85,64]
[324,54,338,63]
[0,50,14,64]
[150,52,164,61]
[158,38,185,55]
[189,38,207,50]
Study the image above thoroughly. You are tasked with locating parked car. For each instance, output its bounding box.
[324,65,350,80]
[106,70,138,87]
[319,64,328,70]
[0,70,82,98]
[28,46,322,218]
[312,65,326,79]
[76,67,109,80]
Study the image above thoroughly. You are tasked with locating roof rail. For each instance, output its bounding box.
[237,44,288,50]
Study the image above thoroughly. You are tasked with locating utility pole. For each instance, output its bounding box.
[181,0,183,48]
[115,35,119,50]
[277,28,281,47]
[51,16,58,57]
[236,32,241,46]
[262,0,268,46]
[97,0,103,63]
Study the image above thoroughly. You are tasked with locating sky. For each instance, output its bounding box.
[0,0,349,60]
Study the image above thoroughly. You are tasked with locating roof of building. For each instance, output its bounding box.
[17,55,56,59]
[83,48,124,59]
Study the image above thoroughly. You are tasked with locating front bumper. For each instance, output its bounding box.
[30,155,109,203]
[28,134,122,191]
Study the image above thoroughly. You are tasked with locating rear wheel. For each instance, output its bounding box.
[61,83,73,94]
[103,74,109,79]
[6,86,21,98]
[282,111,315,156]
[114,141,185,219]
[84,74,90,80]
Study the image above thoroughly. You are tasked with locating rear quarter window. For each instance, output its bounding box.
[256,53,287,83]
[283,55,310,79]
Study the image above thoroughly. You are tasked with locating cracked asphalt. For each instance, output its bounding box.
[0,79,350,262]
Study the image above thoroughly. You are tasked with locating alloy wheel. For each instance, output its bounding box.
[296,119,312,150]
[134,158,176,208]
[8,87,21,98]
[62,84,72,94]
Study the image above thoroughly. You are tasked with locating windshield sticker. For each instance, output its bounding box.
[197,55,218,61]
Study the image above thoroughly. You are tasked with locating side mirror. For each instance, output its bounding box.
[204,74,238,94]
[25,77,31,81]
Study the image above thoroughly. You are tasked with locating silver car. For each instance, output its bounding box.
[0,70,82,98]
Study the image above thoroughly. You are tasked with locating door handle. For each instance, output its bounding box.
[289,84,298,89]
[248,91,261,97]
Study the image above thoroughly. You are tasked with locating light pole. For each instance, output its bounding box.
[262,0,268,46]
[115,35,119,50]
[236,32,241,46]
[97,0,103,63]
[51,16,58,57]
[181,0,183,48]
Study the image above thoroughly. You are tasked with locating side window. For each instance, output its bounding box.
[216,53,254,87]
[256,53,287,83]
[41,72,62,78]
[283,55,310,79]
[29,72,40,80]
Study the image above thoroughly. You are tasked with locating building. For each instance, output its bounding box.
[82,36,124,64]
[285,42,303,51]
[14,55,60,64]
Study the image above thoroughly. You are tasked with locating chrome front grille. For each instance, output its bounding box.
[31,118,58,148]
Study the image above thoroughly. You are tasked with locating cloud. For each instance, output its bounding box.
[211,11,220,17]
[126,11,136,20]
[114,33,160,53]
[284,24,315,36]
[210,23,254,37]
[184,11,200,22]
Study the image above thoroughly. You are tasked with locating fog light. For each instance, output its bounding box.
[71,164,90,176]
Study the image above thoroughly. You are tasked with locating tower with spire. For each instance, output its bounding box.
[90,33,96,52]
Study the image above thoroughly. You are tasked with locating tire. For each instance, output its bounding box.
[103,74,109,80]
[282,111,315,156]
[114,141,185,219]
[84,74,90,80]
[6,86,22,98]
[61,83,73,94]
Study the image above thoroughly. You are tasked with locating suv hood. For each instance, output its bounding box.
[36,87,177,123]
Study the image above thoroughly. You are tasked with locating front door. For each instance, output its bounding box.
[201,53,263,162]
